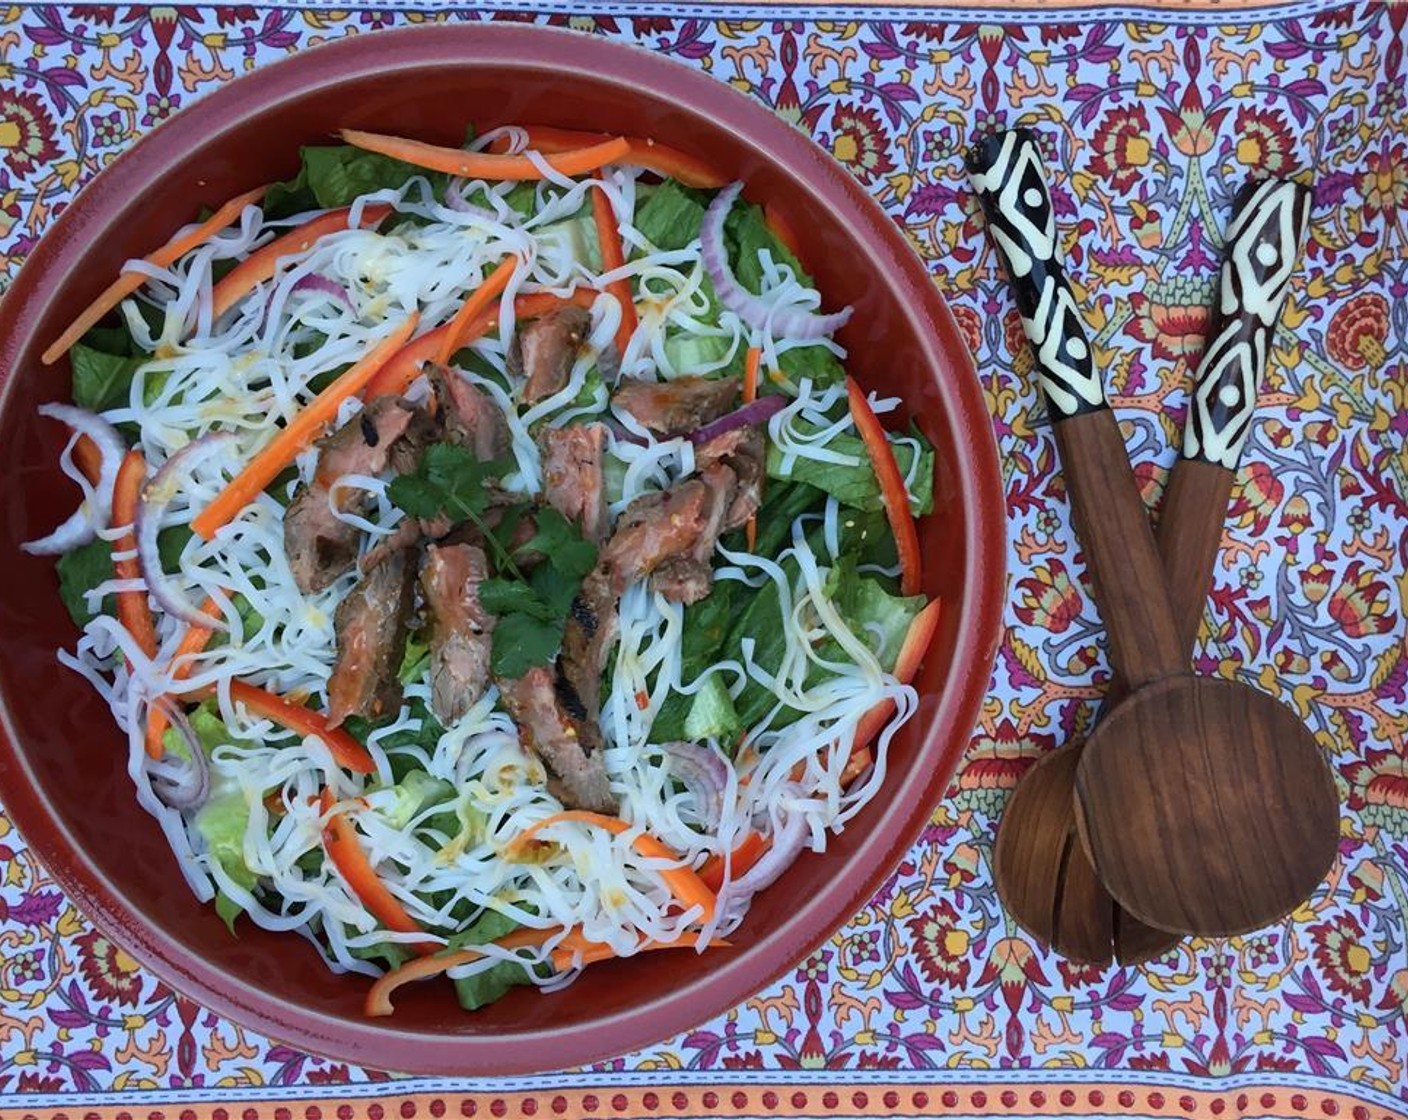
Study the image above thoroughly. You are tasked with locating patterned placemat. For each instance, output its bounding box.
[1,1,1405,1117]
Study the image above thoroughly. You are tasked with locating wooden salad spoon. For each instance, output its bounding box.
[967,128,1339,939]
[971,132,1317,960]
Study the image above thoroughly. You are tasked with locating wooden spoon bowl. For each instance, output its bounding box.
[997,744,1178,963]
[1075,676,1339,936]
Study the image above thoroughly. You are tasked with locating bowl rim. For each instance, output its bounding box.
[0,22,1006,1075]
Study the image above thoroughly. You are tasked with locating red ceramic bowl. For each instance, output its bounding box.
[0,25,1003,1074]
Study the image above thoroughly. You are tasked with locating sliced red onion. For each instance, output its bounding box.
[733,787,809,895]
[688,394,788,446]
[661,740,729,830]
[135,433,237,629]
[22,404,126,555]
[700,182,853,341]
[291,272,356,314]
[146,699,210,809]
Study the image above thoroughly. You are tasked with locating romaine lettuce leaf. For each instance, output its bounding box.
[766,424,934,516]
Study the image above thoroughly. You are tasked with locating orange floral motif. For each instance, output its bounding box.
[1232,106,1296,173]
[1089,104,1152,191]
[1126,275,1212,364]
[1328,560,1395,637]
[0,90,61,177]
[1013,558,1082,632]
[1360,140,1408,218]
[826,103,895,184]
[907,900,972,989]
[1310,915,1374,1002]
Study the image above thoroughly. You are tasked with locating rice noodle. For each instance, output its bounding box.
[50,149,927,996]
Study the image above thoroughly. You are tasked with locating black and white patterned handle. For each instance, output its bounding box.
[966,128,1104,420]
[1184,178,1312,469]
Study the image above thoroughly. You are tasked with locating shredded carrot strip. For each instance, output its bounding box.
[191,312,418,539]
[743,346,761,552]
[550,936,730,972]
[209,203,391,320]
[227,680,376,774]
[839,746,873,788]
[488,127,726,188]
[845,376,922,595]
[320,789,436,956]
[42,184,267,365]
[591,177,637,359]
[851,598,943,753]
[112,450,158,661]
[364,926,561,1016]
[144,594,221,759]
[74,436,104,484]
[340,129,631,181]
[434,256,518,366]
[508,812,716,923]
[698,832,770,892]
[363,289,597,400]
[365,924,727,1015]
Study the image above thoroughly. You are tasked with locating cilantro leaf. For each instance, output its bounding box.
[479,579,558,622]
[387,444,512,523]
[490,612,565,678]
[520,507,598,583]
[478,509,599,678]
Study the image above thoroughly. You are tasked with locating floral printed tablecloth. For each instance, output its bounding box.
[1,1,1406,1117]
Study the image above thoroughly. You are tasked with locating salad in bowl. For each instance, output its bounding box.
[26,123,939,1018]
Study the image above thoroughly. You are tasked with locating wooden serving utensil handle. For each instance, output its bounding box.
[967,129,1183,689]
[1160,177,1313,656]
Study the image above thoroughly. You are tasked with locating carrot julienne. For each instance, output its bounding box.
[42,184,267,365]
[508,811,716,924]
[144,594,221,759]
[191,312,419,539]
[340,128,631,182]
[743,346,761,551]
[851,597,943,753]
[487,126,727,188]
[364,925,727,1016]
[698,831,770,892]
[434,256,518,366]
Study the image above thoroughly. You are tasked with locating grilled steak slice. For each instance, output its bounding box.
[509,305,593,404]
[421,542,493,726]
[314,396,420,488]
[326,548,417,727]
[284,485,362,594]
[649,462,735,604]
[697,426,766,531]
[612,375,738,436]
[428,364,510,461]
[560,481,713,721]
[599,481,711,593]
[540,423,608,543]
[285,397,427,593]
[498,667,615,812]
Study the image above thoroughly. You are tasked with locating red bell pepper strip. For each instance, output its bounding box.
[320,789,435,956]
[210,204,392,320]
[845,376,922,595]
[229,681,376,774]
[592,178,638,359]
[112,450,158,661]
